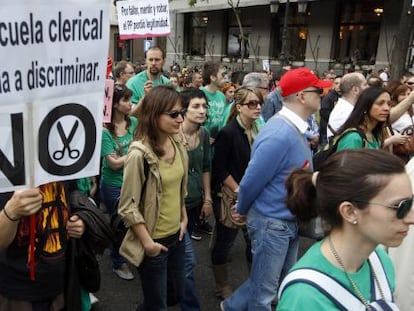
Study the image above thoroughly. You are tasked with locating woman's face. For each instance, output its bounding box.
[368,92,391,123]
[184,97,207,125]
[225,86,235,103]
[237,92,262,122]
[397,89,411,103]
[356,173,414,248]
[115,96,132,115]
[158,101,184,135]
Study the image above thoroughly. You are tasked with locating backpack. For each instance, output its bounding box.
[278,250,399,311]
[313,128,367,170]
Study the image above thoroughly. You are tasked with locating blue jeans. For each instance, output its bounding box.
[100,180,126,269]
[180,230,201,311]
[223,208,299,311]
[211,198,251,265]
[138,232,186,311]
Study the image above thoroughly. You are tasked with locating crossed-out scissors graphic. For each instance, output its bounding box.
[52,120,81,161]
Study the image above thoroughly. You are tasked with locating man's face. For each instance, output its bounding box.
[146,49,164,76]
[214,67,226,88]
[333,77,341,94]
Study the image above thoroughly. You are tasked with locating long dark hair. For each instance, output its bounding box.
[104,83,132,155]
[285,149,405,231]
[337,86,389,143]
[134,85,181,157]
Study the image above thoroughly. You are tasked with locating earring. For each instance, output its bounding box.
[352,220,358,225]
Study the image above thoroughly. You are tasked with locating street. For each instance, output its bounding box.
[93,224,315,311]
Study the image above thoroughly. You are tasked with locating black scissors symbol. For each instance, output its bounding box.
[53,120,80,160]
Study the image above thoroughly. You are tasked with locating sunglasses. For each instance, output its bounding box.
[302,88,324,95]
[406,82,414,86]
[164,108,187,119]
[354,196,413,219]
[241,100,262,109]
[114,84,125,92]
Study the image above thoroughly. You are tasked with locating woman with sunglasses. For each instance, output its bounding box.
[118,85,188,310]
[278,149,414,310]
[100,83,137,280]
[210,86,263,299]
[335,86,406,151]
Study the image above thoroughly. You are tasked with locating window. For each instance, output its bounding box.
[270,5,310,61]
[184,14,207,56]
[115,34,132,61]
[332,0,384,65]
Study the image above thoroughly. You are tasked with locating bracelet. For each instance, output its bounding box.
[203,199,213,204]
[3,206,20,222]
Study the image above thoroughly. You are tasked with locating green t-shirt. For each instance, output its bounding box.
[337,131,380,151]
[126,71,171,104]
[101,116,138,187]
[185,127,211,209]
[277,241,395,311]
[201,87,227,139]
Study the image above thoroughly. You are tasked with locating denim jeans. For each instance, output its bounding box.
[100,180,126,269]
[138,232,186,311]
[211,197,251,265]
[180,230,201,311]
[223,208,299,311]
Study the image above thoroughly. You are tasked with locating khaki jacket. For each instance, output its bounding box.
[118,136,188,266]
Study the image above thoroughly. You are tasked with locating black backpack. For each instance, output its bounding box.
[313,128,367,170]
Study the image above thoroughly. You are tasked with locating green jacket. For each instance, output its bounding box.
[118,136,188,266]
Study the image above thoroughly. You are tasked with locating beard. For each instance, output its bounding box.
[149,66,161,76]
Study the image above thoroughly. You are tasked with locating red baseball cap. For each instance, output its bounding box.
[279,68,332,97]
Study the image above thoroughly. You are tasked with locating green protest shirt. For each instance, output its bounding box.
[126,71,171,104]
[337,131,380,151]
[101,116,138,187]
[201,87,227,138]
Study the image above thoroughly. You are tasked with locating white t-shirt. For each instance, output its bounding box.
[392,112,414,134]
[327,97,354,139]
[379,71,389,83]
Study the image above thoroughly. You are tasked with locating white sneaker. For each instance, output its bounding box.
[89,293,99,305]
[113,263,134,280]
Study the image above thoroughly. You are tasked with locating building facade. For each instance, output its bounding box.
[111,0,413,75]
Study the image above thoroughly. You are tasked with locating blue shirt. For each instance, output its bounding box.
[237,108,313,219]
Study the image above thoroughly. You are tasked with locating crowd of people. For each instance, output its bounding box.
[2,44,414,311]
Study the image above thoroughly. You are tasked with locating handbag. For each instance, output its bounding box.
[218,185,246,229]
[393,125,414,155]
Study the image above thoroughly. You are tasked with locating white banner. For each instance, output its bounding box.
[0,0,110,192]
[116,0,170,40]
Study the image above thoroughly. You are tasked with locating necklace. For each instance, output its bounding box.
[182,127,200,151]
[327,236,385,310]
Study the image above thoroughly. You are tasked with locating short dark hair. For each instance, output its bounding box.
[202,61,222,85]
[114,60,133,78]
[144,45,166,59]
[180,87,208,110]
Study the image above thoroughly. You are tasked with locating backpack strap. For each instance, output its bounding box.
[278,250,393,310]
[278,268,365,310]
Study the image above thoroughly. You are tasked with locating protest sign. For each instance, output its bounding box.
[103,79,114,123]
[116,0,170,39]
[0,0,110,192]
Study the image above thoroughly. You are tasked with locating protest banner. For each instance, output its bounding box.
[116,0,170,39]
[0,0,110,192]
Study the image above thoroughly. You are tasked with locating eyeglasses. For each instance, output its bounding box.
[240,100,262,109]
[354,196,413,219]
[302,88,324,95]
[163,109,187,119]
[257,86,269,91]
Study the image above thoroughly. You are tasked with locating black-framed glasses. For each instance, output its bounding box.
[240,100,262,109]
[164,109,187,119]
[354,196,413,219]
[406,82,414,86]
[302,88,324,95]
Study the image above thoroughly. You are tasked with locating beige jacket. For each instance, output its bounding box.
[118,136,188,266]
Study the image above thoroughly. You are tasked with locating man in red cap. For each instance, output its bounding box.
[221,68,331,311]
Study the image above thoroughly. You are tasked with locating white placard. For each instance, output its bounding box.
[116,0,171,39]
[0,0,110,192]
